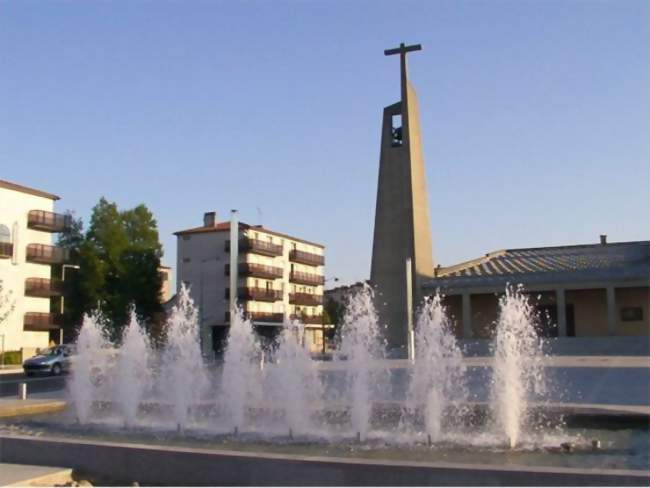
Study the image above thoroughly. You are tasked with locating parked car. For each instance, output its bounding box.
[23,344,75,376]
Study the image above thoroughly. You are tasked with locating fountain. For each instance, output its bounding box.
[336,282,388,441]
[159,284,209,430]
[490,285,547,448]
[5,281,645,485]
[405,291,466,442]
[114,309,151,427]
[220,305,262,433]
[68,312,112,424]
[61,284,589,447]
[266,317,322,436]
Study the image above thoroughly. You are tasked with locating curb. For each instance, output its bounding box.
[0,400,67,418]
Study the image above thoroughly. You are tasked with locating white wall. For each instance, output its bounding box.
[0,188,56,353]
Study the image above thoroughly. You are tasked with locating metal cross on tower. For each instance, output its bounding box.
[384,43,422,97]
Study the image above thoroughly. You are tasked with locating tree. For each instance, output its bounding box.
[58,198,165,343]
[324,297,345,341]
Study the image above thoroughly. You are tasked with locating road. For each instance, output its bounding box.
[0,373,66,398]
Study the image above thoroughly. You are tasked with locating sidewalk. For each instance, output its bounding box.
[0,463,73,486]
[0,398,67,418]
[0,366,23,375]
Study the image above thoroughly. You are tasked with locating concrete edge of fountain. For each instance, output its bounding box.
[0,399,67,418]
[1,433,648,486]
[2,397,648,422]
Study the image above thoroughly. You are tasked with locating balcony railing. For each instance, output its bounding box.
[289,293,322,306]
[226,237,283,257]
[225,262,283,279]
[24,312,63,331]
[26,244,70,265]
[238,287,282,302]
[225,311,284,324]
[289,249,324,266]
[0,242,12,259]
[247,312,284,323]
[27,210,72,233]
[290,314,323,325]
[289,271,324,286]
[24,278,64,297]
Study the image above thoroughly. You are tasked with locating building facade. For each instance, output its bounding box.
[158,265,173,302]
[424,237,650,339]
[175,212,325,356]
[0,179,71,359]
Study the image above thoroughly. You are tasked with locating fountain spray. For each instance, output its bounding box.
[406,292,466,442]
[490,285,546,448]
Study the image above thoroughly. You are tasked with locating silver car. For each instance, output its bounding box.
[22,345,74,376]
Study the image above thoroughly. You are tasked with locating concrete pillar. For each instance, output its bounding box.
[556,288,567,337]
[462,293,472,339]
[606,286,617,336]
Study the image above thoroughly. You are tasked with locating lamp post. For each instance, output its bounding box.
[199,256,219,359]
[60,264,80,345]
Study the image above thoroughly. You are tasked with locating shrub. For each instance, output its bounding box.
[0,350,22,365]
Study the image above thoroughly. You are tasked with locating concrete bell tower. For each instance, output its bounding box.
[370,43,435,352]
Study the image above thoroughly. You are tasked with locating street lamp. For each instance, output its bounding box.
[60,264,80,345]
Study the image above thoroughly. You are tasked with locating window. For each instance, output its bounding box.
[182,258,191,263]
[0,224,10,243]
[621,307,643,322]
[391,114,403,147]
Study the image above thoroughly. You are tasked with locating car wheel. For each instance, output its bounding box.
[51,363,62,376]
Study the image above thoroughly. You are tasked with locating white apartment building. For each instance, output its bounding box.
[0,179,71,359]
[175,212,325,356]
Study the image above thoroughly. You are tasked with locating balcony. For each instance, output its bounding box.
[226,237,282,257]
[225,262,283,279]
[225,311,284,324]
[289,293,322,307]
[0,242,12,259]
[238,287,282,302]
[27,210,72,233]
[289,271,324,287]
[289,249,324,266]
[290,314,323,325]
[24,278,64,297]
[24,312,63,331]
[26,244,70,265]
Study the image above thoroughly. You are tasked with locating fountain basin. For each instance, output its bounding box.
[0,431,648,486]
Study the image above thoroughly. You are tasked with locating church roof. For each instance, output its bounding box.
[426,239,650,289]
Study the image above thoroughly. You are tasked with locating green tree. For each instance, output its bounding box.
[324,297,345,341]
[58,198,164,343]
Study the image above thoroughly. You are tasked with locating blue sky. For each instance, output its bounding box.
[2,0,649,288]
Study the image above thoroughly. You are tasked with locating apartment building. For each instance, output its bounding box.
[174,212,325,356]
[0,179,71,360]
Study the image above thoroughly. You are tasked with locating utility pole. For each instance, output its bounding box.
[60,264,80,345]
[406,257,415,363]
[229,210,239,317]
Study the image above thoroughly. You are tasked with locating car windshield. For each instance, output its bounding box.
[39,347,60,356]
